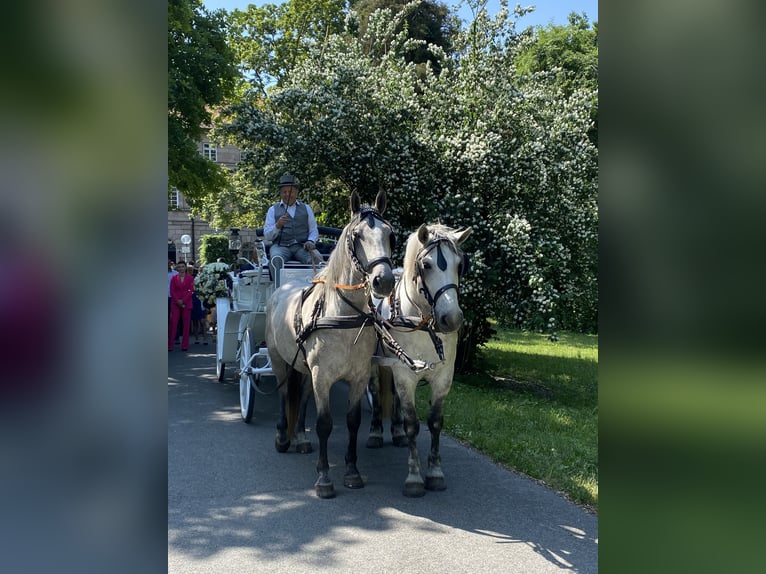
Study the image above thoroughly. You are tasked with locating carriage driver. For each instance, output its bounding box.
[263,173,320,266]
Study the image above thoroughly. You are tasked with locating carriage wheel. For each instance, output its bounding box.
[216,358,226,382]
[239,329,255,423]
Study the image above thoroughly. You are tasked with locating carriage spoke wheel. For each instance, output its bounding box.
[216,358,226,382]
[239,329,255,423]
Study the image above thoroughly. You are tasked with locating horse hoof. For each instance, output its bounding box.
[274,438,291,453]
[366,436,383,449]
[403,481,426,498]
[315,481,336,499]
[392,436,408,448]
[295,442,313,454]
[425,476,447,491]
[344,474,365,489]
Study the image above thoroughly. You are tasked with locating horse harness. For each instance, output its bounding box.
[290,207,393,369]
[377,237,467,370]
[288,225,464,375]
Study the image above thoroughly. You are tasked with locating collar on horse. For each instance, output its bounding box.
[374,237,463,368]
[290,208,390,369]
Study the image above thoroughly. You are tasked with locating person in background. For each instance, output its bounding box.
[168,260,179,344]
[168,260,178,316]
[190,290,208,345]
[263,173,319,266]
[168,261,194,352]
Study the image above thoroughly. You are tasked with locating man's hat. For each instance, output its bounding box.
[278,173,300,188]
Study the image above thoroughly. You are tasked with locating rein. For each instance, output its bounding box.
[380,237,464,368]
[312,278,367,291]
[290,208,391,368]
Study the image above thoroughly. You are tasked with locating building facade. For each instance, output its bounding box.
[168,136,263,264]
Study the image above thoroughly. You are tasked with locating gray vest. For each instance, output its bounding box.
[274,202,309,246]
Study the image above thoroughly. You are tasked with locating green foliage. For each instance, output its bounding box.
[168,0,238,202]
[420,325,598,508]
[216,2,598,368]
[227,0,348,95]
[351,0,457,74]
[198,234,231,266]
[515,12,598,145]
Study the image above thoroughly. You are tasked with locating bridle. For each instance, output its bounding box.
[292,207,394,368]
[346,207,394,277]
[377,237,464,368]
[400,237,462,320]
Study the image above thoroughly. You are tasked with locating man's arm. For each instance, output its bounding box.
[263,206,279,241]
[305,204,319,243]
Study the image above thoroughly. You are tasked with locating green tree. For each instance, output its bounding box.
[220,3,598,369]
[352,0,457,73]
[515,12,598,145]
[198,234,231,266]
[168,0,238,204]
[227,0,348,96]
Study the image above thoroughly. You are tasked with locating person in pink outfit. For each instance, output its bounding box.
[168,261,194,351]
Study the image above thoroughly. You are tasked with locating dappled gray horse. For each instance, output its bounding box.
[265,190,395,498]
[368,223,472,496]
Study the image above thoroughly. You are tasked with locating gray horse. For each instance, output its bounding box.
[367,223,472,496]
[265,190,395,498]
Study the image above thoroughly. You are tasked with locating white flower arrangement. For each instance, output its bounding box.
[194,262,232,306]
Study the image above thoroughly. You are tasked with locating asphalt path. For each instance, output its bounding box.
[168,342,598,573]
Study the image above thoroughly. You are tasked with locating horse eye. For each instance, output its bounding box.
[422,261,432,270]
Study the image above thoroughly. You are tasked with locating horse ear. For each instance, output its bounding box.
[455,227,473,246]
[375,189,387,214]
[417,223,429,244]
[350,191,361,214]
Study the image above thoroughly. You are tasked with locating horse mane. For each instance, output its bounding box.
[315,206,378,300]
[402,223,461,282]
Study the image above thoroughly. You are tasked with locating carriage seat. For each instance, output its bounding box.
[252,226,342,263]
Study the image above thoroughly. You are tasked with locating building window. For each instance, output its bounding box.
[169,187,179,210]
[201,143,217,162]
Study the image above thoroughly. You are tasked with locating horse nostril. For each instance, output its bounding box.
[373,272,394,295]
[439,310,463,333]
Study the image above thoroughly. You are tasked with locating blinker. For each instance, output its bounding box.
[436,243,447,271]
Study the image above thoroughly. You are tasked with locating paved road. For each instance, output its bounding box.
[168,343,598,573]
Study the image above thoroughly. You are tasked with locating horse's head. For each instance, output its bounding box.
[411,223,473,333]
[347,190,395,298]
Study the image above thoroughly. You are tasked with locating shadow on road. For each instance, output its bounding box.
[169,347,597,573]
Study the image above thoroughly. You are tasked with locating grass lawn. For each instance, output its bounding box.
[416,325,598,510]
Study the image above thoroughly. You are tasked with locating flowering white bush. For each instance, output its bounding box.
[194,262,231,306]
[217,4,598,367]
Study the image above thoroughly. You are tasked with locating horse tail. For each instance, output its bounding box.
[285,368,303,440]
[379,366,394,420]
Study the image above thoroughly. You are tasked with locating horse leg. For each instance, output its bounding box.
[390,389,407,447]
[343,396,364,489]
[274,390,291,453]
[398,382,425,497]
[424,396,447,491]
[366,368,384,449]
[312,374,335,498]
[294,377,314,454]
[314,406,335,498]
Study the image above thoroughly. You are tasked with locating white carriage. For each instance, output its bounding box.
[214,229,341,423]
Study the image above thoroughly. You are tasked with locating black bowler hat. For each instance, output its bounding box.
[278,173,300,188]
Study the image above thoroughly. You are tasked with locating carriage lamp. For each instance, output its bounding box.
[180,234,192,262]
[229,227,242,258]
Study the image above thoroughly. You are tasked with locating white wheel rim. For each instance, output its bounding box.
[239,330,252,417]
